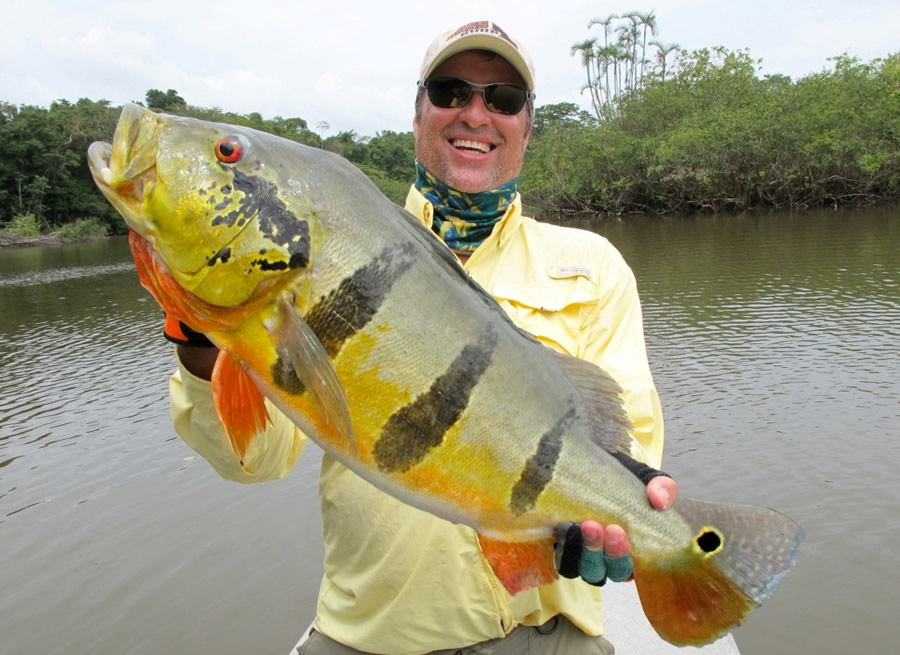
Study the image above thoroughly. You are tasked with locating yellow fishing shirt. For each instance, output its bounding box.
[169,188,664,654]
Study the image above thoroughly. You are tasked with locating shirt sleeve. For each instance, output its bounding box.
[581,247,665,470]
[169,350,309,482]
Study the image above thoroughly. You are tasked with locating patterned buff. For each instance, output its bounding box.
[415,161,517,253]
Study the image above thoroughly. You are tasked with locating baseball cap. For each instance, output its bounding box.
[418,21,536,92]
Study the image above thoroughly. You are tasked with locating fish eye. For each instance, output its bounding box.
[215,136,246,164]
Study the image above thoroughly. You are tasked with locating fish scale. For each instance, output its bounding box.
[88,104,804,647]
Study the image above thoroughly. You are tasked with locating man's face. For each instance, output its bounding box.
[413,50,532,193]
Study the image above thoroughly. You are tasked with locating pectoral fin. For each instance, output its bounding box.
[477,534,559,594]
[211,349,271,465]
[276,293,357,455]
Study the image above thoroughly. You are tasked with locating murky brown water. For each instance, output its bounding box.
[2,206,898,654]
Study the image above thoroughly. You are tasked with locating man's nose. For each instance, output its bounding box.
[457,90,491,127]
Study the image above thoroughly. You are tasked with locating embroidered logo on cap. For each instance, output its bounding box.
[445,21,518,49]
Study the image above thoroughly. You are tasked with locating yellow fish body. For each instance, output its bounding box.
[88,105,803,646]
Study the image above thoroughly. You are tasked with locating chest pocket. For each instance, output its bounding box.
[491,275,600,357]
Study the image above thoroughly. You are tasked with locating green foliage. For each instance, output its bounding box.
[0,98,122,229]
[523,47,900,214]
[2,45,897,237]
[357,164,410,206]
[55,216,108,241]
[367,130,416,182]
[0,90,417,235]
[0,212,41,237]
[145,88,186,112]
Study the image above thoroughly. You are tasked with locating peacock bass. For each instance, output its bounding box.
[88,104,803,647]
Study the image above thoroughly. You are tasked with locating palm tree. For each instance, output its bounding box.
[571,38,602,119]
[634,10,658,87]
[588,13,618,104]
[615,22,637,91]
[650,40,681,82]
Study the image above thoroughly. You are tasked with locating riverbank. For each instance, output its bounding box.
[0,233,108,250]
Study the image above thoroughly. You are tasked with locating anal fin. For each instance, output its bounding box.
[477,534,558,595]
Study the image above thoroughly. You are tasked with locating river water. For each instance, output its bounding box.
[1,207,898,654]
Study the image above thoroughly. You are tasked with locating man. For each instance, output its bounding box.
[170,20,676,655]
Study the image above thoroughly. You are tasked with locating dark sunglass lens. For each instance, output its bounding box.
[427,78,472,108]
[483,84,527,115]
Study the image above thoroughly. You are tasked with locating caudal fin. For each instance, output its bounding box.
[633,499,804,646]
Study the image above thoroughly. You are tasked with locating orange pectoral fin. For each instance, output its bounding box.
[211,349,271,465]
[477,534,559,595]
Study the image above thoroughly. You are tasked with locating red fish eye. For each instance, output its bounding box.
[215,136,244,163]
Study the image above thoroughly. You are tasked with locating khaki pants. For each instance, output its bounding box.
[296,616,615,655]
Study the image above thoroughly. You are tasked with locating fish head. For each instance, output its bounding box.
[88,104,312,310]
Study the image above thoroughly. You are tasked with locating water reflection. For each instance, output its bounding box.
[1,208,899,655]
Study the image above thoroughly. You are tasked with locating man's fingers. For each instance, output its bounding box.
[648,475,678,510]
[580,520,605,551]
[603,525,630,558]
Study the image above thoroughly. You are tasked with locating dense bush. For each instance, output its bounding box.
[522,49,900,214]
[0,212,42,238]
[55,216,108,241]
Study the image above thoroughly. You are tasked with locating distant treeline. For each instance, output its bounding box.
[1,46,897,236]
[524,47,900,215]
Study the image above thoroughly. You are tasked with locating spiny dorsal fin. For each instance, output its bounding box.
[548,349,633,456]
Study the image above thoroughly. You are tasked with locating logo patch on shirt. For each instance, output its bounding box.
[548,265,593,280]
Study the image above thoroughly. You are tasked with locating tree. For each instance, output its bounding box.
[367,130,416,182]
[650,40,681,82]
[634,10,658,86]
[145,89,186,113]
[571,38,602,119]
[574,10,666,119]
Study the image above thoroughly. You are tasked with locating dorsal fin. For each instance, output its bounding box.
[548,349,634,456]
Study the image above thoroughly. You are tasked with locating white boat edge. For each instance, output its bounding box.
[289,583,741,654]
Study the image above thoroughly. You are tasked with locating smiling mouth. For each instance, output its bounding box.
[451,138,494,153]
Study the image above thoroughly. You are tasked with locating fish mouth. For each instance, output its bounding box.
[88,103,161,230]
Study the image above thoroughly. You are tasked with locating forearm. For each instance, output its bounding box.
[176,344,218,380]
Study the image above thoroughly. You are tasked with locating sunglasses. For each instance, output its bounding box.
[418,77,535,115]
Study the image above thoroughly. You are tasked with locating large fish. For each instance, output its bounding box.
[88,104,803,646]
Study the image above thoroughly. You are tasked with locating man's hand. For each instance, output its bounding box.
[164,315,219,380]
[555,475,678,585]
[177,344,219,380]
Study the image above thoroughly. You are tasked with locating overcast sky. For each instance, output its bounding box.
[2,0,897,136]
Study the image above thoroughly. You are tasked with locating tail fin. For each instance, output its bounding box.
[633,499,804,646]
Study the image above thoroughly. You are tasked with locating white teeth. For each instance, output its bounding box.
[452,139,491,153]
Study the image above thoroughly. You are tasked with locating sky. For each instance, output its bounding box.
[1,0,897,137]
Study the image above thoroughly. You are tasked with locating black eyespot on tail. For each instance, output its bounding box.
[696,529,723,554]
